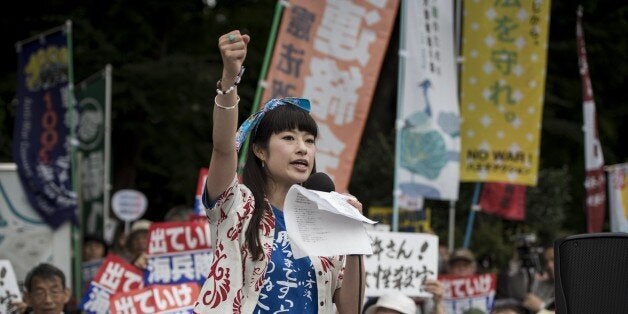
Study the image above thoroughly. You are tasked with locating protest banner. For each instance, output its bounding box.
[368,206,432,233]
[145,221,213,286]
[13,22,77,229]
[479,183,526,221]
[607,163,628,233]
[577,7,606,232]
[460,0,551,186]
[75,66,112,237]
[0,260,21,313]
[0,163,72,288]
[81,258,104,293]
[439,273,497,314]
[110,282,200,313]
[395,0,460,206]
[79,254,144,313]
[364,231,438,298]
[258,0,399,192]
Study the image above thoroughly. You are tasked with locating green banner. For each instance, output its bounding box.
[75,73,106,237]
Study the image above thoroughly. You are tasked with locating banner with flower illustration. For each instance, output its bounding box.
[260,0,399,192]
[395,0,460,205]
[459,0,551,186]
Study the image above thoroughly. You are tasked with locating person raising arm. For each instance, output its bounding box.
[194,30,365,314]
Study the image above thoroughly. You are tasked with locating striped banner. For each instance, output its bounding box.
[607,163,628,233]
[577,7,606,232]
[260,0,399,192]
[460,0,551,186]
[395,0,460,205]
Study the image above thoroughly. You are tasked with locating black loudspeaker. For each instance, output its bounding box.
[554,232,628,314]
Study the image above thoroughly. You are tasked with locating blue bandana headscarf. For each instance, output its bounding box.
[235,97,311,152]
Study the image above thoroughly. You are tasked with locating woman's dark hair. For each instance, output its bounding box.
[84,233,109,257]
[242,104,318,260]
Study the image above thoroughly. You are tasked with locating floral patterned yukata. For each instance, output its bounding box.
[193,176,345,313]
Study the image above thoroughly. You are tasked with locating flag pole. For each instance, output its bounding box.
[237,0,286,174]
[463,182,482,248]
[64,19,82,301]
[103,64,113,239]
[392,0,409,232]
[449,0,463,251]
[14,24,67,52]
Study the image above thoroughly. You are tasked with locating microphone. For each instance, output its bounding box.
[303,172,335,192]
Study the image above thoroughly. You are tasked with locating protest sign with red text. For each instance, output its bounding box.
[79,254,144,313]
[145,221,213,286]
[110,282,200,313]
[438,273,497,314]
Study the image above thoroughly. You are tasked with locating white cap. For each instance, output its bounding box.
[364,293,417,314]
[130,219,152,233]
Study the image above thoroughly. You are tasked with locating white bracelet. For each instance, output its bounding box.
[216,66,246,95]
[214,95,240,110]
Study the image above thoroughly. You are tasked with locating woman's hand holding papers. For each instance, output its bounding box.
[342,193,362,214]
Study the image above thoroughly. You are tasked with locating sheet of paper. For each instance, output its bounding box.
[284,185,377,258]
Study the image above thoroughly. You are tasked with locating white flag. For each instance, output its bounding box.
[396,0,460,205]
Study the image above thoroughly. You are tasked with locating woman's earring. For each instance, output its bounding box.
[261,160,266,168]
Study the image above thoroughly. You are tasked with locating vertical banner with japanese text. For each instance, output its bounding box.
[460,1,551,186]
[75,69,109,237]
[13,24,77,229]
[260,0,399,192]
[607,163,628,233]
[396,0,460,206]
[577,8,606,233]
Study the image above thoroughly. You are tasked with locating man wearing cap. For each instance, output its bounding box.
[448,248,477,277]
[123,219,152,268]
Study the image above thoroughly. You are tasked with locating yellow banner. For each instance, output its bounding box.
[368,206,431,233]
[460,0,551,186]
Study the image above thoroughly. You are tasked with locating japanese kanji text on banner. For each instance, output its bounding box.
[260,0,399,192]
[396,0,460,204]
[13,24,78,228]
[460,1,551,186]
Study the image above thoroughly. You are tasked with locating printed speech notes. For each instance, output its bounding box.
[284,185,377,258]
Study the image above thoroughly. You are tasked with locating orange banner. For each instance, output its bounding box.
[260,0,399,192]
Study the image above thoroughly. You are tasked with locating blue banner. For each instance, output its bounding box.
[13,27,77,229]
[145,251,212,286]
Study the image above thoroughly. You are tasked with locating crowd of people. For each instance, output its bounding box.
[7,29,557,314]
[7,205,192,314]
[7,241,555,314]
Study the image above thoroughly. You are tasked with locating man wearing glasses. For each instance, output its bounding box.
[14,263,71,314]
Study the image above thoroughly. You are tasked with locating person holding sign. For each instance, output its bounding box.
[194,30,365,313]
